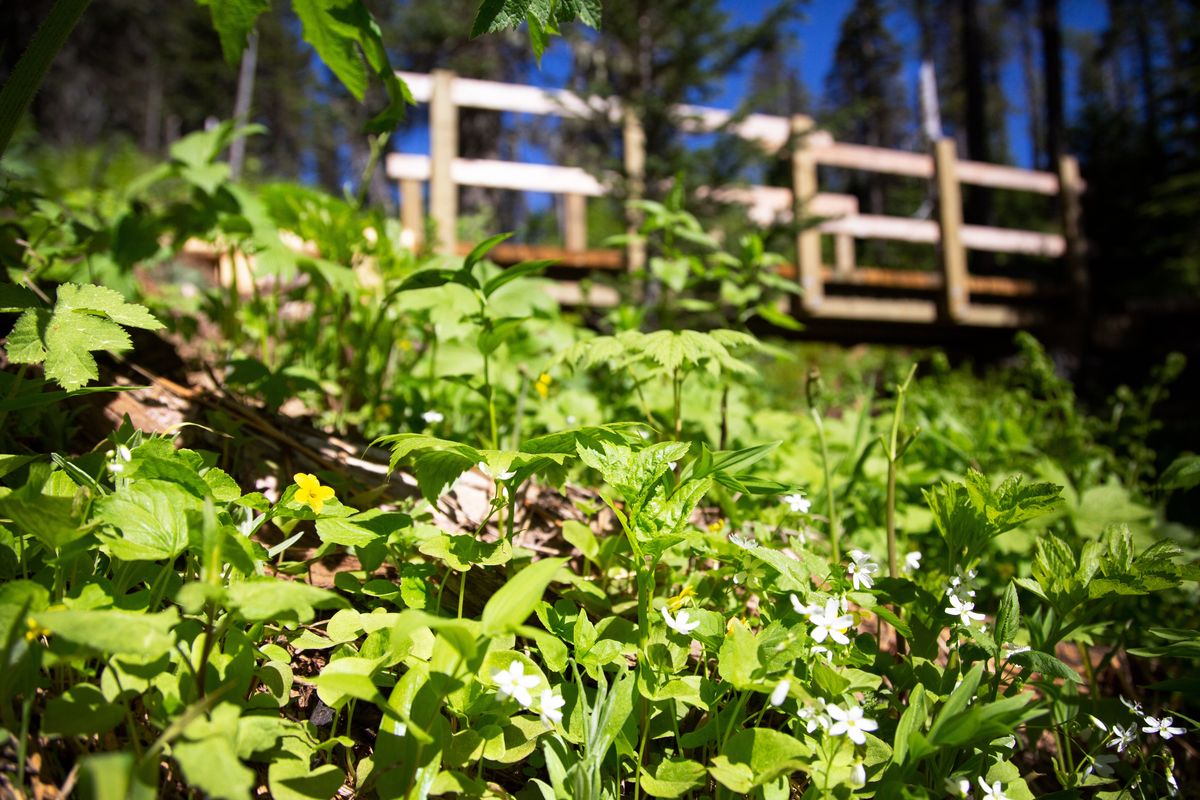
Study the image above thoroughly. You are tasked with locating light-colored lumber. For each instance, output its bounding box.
[957,160,1059,194]
[792,115,823,312]
[564,193,587,252]
[933,138,969,321]
[1059,154,1088,299]
[399,178,424,250]
[430,69,458,254]
[623,109,646,274]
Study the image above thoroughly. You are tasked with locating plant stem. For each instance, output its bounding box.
[812,408,840,562]
[457,568,467,619]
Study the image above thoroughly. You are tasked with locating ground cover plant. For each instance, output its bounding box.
[2,2,1200,799]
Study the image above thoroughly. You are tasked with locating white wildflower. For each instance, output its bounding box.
[847,550,879,591]
[478,461,516,481]
[827,702,878,745]
[807,598,854,645]
[798,700,831,733]
[849,760,866,788]
[1107,723,1137,752]
[538,689,565,727]
[945,594,985,626]
[783,492,811,514]
[790,594,821,616]
[1120,696,1145,718]
[492,661,539,708]
[660,607,701,636]
[904,551,922,573]
[1084,753,1118,779]
[769,679,791,707]
[978,778,1009,800]
[422,410,444,424]
[1143,716,1186,740]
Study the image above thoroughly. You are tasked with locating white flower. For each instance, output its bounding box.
[904,551,922,573]
[661,607,701,635]
[769,679,791,707]
[947,777,972,798]
[798,701,830,733]
[1107,723,1137,752]
[116,444,132,462]
[730,534,755,550]
[1120,696,1145,718]
[849,760,866,788]
[945,594,985,626]
[783,493,811,514]
[847,550,879,591]
[978,778,1009,800]
[810,644,833,662]
[667,461,677,471]
[538,689,565,727]
[827,702,878,745]
[422,410,444,424]
[807,599,854,645]
[790,594,821,616]
[1084,753,1118,779]
[1143,716,1186,740]
[478,461,516,481]
[1089,714,1109,734]
[1166,765,1180,797]
[492,661,540,708]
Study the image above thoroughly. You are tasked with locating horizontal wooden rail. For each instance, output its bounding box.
[819,214,1065,256]
[387,153,607,196]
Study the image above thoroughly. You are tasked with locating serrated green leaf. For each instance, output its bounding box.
[5,309,46,363]
[96,480,198,561]
[55,283,163,329]
[198,0,271,65]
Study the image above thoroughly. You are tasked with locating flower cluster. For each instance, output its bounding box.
[105,444,132,474]
[847,550,878,591]
[944,566,985,628]
[491,661,565,727]
[783,492,811,514]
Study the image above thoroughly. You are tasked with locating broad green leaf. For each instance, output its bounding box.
[96,480,198,561]
[55,283,163,330]
[313,656,383,707]
[482,258,555,298]
[4,309,46,363]
[1160,453,1200,492]
[640,758,707,798]
[76,752,155,800]
[225,578,345,623]
[890,683,928,767]
[708,728,810,793]
[43,684,126,736]
[717,621,762,689]
[37,608,178,656]
[1008,649,1084,684]
[0,466,81,550]
[928,662,984,743]
[293,0,369,101]
[269,759,346,800]
[199,0,272,65]
[174,735,256,800]
[44,313,130,390]
[994,581,1020,649]
[419,532,512,571]
[481,557,566,635]
[561,520,598,561]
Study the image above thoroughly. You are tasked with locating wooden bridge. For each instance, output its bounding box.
[387,70,1087,330]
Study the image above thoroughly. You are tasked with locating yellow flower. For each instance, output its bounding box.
[534,373,552,399]
[667,585,696,613]
[294,473,336,514]
[25,617,50,643]
[399,339,414,352]
[707,520,724,533]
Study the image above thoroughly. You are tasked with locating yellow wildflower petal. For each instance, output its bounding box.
[294,473,319,493]
[313,485,336,503]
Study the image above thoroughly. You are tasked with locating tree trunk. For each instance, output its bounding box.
[1039,0,1064,168]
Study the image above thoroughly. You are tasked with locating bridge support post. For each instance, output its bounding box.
[564,193,587,252]
[400,179,424,251]
[1058,154,1087,312]
[933,137,969,322]
[430,69,458,255]
[623,108,646,274]
[791,114,823,314]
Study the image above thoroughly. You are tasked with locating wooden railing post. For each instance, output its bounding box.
[933,137,969,322]
[399,178,424,251]
[834,234,855,275]
[791,114,823,313]
[430,69,458,255]
[1058,154,1087,306]
[623,107,646,273]
[564,193,587,252]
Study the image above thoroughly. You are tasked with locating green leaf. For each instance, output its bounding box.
[4,309,46,363]
[482,258,555,298]
[225,578,346,623]
[268,759,346,800]
[77,752,155,800]
[0,466,81,550]
[482,557,566,635]
[471,0,532,37]
[928,662,984,743]
[96,480,198,561]
[561,520,598,561]
[37,608,178,656]
[994,581,1020,648]
[890,683,927,768]
[313,656,384,707]
[708,728,810,793]
[292,0,369,101]
[717,621,762,689]
[174,734,256,800]
[1160,453,1200,492]
[55,283,163,330]
[640,758,707,798]
[43,684,126,736]
[198,0,271,65]
[1008,649,1084,684]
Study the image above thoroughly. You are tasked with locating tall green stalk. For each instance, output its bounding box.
[0,0,92,159]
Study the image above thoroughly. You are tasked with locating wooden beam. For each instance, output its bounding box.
[563,193,587,252]
[834,235,855,275]
[430,69,458,255]
[933,138,969,322]
[399,178,424,250]
[814,141,934,178]
[1058,154,1088,303]
[792,114,823,313]
[957,160,1059,194]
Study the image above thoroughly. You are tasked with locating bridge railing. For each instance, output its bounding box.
[387,69,1085,327]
